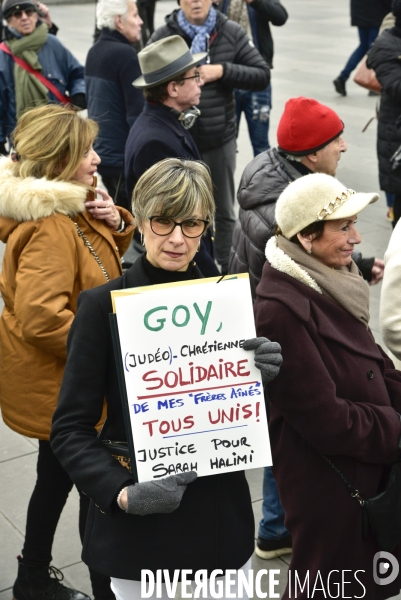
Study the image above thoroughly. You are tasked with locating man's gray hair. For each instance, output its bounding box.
[285,153,303,163]
[96,0,134,30]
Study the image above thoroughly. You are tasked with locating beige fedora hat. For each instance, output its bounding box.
[133,35,207,89]
[276,173,379,239]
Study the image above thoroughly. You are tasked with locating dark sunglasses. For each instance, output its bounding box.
[10,8,36,18]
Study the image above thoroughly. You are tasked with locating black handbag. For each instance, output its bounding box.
[305,438,401,552]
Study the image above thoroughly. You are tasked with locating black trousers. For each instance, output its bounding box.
[22,440,115,600]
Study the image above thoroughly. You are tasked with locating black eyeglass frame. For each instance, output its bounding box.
[179,70,201,83]
[149,216,209,238]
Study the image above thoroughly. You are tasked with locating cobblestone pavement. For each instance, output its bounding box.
[0,1,400,598]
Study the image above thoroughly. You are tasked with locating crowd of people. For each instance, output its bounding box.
[2,0,401,599]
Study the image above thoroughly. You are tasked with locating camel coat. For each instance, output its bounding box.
[0,157,134,440]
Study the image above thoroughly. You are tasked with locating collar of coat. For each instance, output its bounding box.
[0,156,87,222]
[265,236,322,294]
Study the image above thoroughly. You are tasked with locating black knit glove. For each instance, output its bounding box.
[243,337,282,383]
[126,471,197,516]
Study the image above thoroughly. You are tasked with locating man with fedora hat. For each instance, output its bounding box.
[149,0,269,274]
[0,0,85,155]
[125,35,219,277]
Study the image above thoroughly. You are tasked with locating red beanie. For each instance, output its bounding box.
[277,97,344,156]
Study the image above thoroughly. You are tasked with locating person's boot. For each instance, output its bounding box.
[13,556,91,600]
[333,76,346,96]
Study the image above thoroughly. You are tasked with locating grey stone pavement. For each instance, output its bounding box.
[1,0,400,598]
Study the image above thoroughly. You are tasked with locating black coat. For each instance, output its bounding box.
[367,29,401,193]
[124,101,219,277]
[51,257,254,579]
[148,11,270,152]
[350,0,392,28]
[125,101,201,198]
[85,28,144,170]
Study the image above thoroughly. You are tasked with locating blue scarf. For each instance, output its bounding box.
[177,7,217,55]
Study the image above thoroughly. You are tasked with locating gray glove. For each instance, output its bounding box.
[243,337,283,383]
[126,471,197,516]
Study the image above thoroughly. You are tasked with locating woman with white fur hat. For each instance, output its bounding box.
[254,172,401,599]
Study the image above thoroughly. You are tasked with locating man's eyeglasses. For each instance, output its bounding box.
[149,216,209,238]
[180,70,201,83]
[10,8,36,18]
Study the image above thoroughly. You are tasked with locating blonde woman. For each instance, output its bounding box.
[0,104,134,600]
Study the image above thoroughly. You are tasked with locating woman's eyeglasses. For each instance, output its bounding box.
[180,70,201,83]
[149,216,209,238]
[10,8,36,18]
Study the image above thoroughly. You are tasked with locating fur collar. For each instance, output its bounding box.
[265,236,322,294]
[0,156,87,222]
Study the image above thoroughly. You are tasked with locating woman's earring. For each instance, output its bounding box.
[307,248,312,255]
[141,233,144,246]
[196,241,201,253]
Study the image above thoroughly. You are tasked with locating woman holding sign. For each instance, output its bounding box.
[0,105,134,600]
[51,158,282,600]
[254,172,401,599]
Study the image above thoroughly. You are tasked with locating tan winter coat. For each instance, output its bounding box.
[0,157,134,440]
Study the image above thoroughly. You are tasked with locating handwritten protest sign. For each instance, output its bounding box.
[112,275,272,482]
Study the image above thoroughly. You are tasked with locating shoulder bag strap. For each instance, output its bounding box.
[302,435,365,505]
[69,217,111,282]
[0,41,70,104]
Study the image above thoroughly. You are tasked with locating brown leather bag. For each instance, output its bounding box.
[353,55,382,93]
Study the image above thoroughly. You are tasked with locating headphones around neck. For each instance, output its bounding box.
[169,106,201,129]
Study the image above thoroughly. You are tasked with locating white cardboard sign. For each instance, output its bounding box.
[113,275,272,482]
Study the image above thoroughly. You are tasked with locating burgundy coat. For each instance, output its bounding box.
[254,261,401,599]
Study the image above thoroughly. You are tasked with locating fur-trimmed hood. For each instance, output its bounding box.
[265,236,322,294]
[0,156,87,241]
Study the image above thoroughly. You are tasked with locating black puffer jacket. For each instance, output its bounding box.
[350,0,392,28]
[219,0,288,68]
[228,148,298,298]
[148,10,270,152]
[367,28,401,193]
[228,148,375,297]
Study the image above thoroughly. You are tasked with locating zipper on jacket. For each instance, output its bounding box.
[205,33,211,63]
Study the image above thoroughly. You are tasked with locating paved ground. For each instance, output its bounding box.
[0,0,400,598]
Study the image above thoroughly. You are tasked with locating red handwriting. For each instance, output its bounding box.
[142,359,250,391]
[142,415,195,437]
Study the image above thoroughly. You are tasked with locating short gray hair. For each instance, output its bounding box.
[285,153,303,163]
[96,0,133,29]
[132,159,215,229]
